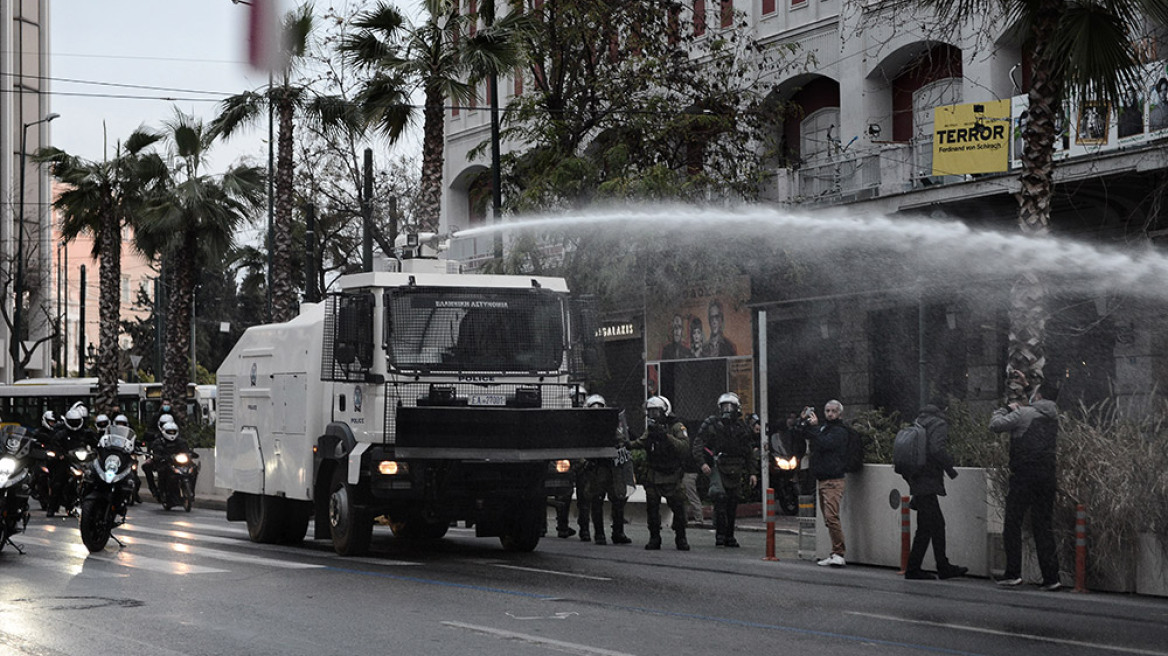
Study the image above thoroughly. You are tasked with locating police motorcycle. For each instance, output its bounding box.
[59,441,97,516]
[78,425,138,552]
[768,410,812,516]
[27,411,58,511]
[0,426,35,553]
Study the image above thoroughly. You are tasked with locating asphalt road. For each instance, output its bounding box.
[1,505,1166,656]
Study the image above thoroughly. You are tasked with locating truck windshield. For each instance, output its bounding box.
[385,288,566,373]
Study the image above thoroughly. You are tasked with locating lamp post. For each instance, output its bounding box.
[12,112,60,381]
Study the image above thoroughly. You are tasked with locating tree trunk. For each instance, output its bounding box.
[163,243,195,424]
[95,201,121,415]
[1008,0,1063,401]
[418,86,445,233]
[271,93,297,323]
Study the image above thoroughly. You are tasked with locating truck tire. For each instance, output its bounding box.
[245,494,291,544]
[499,500,542,553]
[329,469,372,556]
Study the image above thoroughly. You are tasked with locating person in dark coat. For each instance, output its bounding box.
[796,400,850,567]
[990,382,1062,591]
[903,404,967,580]
[630,396,691,551]
[693,392,757,547]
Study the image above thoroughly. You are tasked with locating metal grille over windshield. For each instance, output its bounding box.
[385,287,566,374]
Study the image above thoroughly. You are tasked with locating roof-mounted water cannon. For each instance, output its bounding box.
[381,232,458,274]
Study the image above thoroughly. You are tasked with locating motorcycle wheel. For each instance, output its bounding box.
[777,483,799,516]
[181,479,194,513]
[79,497,111,553]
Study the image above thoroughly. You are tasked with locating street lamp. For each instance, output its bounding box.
[12,112,60,381]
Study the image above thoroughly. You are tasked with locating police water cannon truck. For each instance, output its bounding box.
[215,248,616,555]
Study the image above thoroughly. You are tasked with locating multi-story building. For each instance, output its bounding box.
[3,1,54,382]
[442,1,1168,423]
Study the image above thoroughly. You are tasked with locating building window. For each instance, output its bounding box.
[763,0,776,13]
[913,78,962,176]
[720,0,732,27]
[694,0,706,37]
[121,274,131,305]
[800,107,841,163]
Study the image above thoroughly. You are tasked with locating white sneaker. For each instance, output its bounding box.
[817,554,846,567]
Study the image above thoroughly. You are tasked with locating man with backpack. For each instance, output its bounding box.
[797,399,850,567]
[899,404,967,580]
[990,382,1062,591]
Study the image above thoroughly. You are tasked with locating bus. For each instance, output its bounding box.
[0,378,166,429]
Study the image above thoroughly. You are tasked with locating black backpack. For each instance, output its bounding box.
[844,426,866,473]
[893,422,928,478]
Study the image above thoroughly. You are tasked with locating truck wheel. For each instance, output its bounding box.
[499,500,542,552]
[389,515,449,540]
[329,469,372,556]
[245,494,288,544]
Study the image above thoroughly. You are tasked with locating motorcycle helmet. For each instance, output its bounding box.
[113,414,130,427]
[158,413,175,432]
[646,396,668,424]
[94,414,111,432]
[717,392,741,421]
[162,421,179,442]
[70,401,88,420]
[660,396,672,416]
[64,408,84,431]
[42,410,58,430]
[585,394,606,408]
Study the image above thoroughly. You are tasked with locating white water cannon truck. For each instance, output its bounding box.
[215,256,616,555]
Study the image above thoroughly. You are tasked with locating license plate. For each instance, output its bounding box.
[469,394,506,406]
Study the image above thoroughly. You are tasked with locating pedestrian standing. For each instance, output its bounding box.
[797,400,850,567]
[990,382,1062,591]
[630,396,690,551]
[903,404,967,580]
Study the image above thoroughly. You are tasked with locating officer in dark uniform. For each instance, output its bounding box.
[629,396,690,551]
[694,392,758,548]
[581,394,632,545]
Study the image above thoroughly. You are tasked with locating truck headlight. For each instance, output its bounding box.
[378,460,408,476]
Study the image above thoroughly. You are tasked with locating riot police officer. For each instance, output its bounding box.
[581,395,632,545]
[630,396,690,551]
[694,392,758,548]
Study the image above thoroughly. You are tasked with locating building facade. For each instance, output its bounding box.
[3,0,54,382]
[441,1,1168,420]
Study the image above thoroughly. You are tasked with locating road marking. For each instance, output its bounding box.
[443,621,637,656]
[848,611,1168,656]
[83,550,228,575]
[492,564,612,581]
[117,535,324,569]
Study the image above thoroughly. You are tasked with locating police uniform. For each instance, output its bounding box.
[630,414,690,550]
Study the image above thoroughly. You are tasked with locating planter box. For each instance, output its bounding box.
[815,464,990,576]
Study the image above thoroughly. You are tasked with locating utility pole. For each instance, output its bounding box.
[78,265,87,378]
[363,148,374,272]
[304,203,318,303]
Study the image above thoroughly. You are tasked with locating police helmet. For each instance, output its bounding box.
[42,410,58,430]
[646,396,668,423]
[71,402,88,419]
[660,396,672,416]
[158,413,175,432]
[64,408,84,431]
[162,422,179,441]
[94,414,111,431]
[113,414,130,427]
[585,394,606,408]
[717,392,741,419]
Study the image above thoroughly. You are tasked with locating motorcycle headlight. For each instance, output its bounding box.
[46,450,56,458]
[174,453,190,465]
[0,456,15,476]
[73,448,90,461]
[774,456,798,471]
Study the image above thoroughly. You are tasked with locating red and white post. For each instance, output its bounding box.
[898,495,911,574]
[1075,504,1088,593]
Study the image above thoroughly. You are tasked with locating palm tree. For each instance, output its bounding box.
[139,110,266,417]
[917,0,1168,398]
[210,3,351,323]
[340,0,531,233]
[35,132,168,413]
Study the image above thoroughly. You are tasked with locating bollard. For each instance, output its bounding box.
[1075,504,1087,593]
[898,495,911,574]
[763,488,778,561]
[797,494,816,560]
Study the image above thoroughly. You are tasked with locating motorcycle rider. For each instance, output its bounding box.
[46,408,96,517]
[142,413,174,500]
[630,396,691,551]
[581,394,632,545]
[694,392,758,548]
[149,421,195,504]
[93,414,111,435]
[111,414,143,504]
[29,411,58,505]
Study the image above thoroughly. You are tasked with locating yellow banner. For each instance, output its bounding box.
[932,100,1010,175]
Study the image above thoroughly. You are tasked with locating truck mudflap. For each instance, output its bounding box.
[394,406,618,460]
